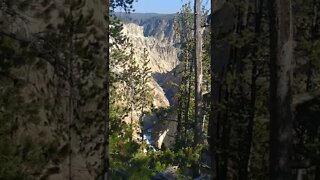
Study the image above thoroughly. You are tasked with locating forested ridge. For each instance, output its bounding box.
[0,0,319,180]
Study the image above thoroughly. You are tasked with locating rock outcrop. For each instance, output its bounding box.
[116,13,177,45]
[122,23,179,74]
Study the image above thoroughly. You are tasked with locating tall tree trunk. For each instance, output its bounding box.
[238,1,264,179]
[209,1,232,179]
[140,92,145,142]
[306,61,314,92]
[268,0,294,179]
[209,0,220,178]
[194,0,204,146]
[220,87,230,180]
[306,0,318,92]
[103,0,110,179]
[176,99,182,147]
[313,5,320,178]
[177,28,190,147]
[209,0,217,175]
[181,18,192,145]
[68,8,74,180]
[184,54,192,144]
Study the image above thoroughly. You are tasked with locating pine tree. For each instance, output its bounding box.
[174,2,195,148]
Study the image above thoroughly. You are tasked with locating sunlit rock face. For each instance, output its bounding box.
[115,13,177,45]
[142,16,176,45]
[122,23,179,74]
[121,22,180,109]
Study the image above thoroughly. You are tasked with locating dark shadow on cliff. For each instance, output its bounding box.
[152,64,182,106]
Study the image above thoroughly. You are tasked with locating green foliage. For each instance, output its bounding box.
[109,13,156,179]
[109,123,153,179]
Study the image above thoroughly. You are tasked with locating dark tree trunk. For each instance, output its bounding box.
[103,0,110,179]
[209,1,231,179]
[238,1,264,179]
[68,9,75,180]
[176,95,183,147]
[209,0,217,176]
[220,87,230,180]
[140,93,146,142]
[306,0,318,92]
[268,0,294,179]
[306,61,314,92]
[185,53,193,145]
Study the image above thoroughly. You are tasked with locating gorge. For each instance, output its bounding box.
[118,13,181,149]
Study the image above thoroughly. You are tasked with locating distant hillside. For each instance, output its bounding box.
[114,12,173,24]
[114,12,177,44]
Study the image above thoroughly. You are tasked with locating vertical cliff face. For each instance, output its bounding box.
[141,16,177,45]
[116,13,177,45]
[122,23,179,74]
[119,14,181,109]
[118,22,177,130]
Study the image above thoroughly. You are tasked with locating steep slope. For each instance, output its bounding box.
[119,22,179,123]
[122,23,179,73]
[116,13,177,44]
[121,22,181,148]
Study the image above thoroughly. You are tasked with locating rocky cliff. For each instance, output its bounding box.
[122,23,179,73]
[116,13,177,45]
[120,21,181,149]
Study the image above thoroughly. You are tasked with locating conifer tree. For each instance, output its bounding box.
[174,2,194,148]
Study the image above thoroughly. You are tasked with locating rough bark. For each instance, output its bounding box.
[194,0,204,145]
[268,0,294,179]
[185,55,192,144]
[238,1,264,179]
[102,0,110,179]
[220,87,230,180]
[306,0,318,92]
[68,9,74,180]
[209,0,216,176]
[176,95,183,146]
[209,1,233,179]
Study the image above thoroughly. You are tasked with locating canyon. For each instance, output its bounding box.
[119,14,181,149]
